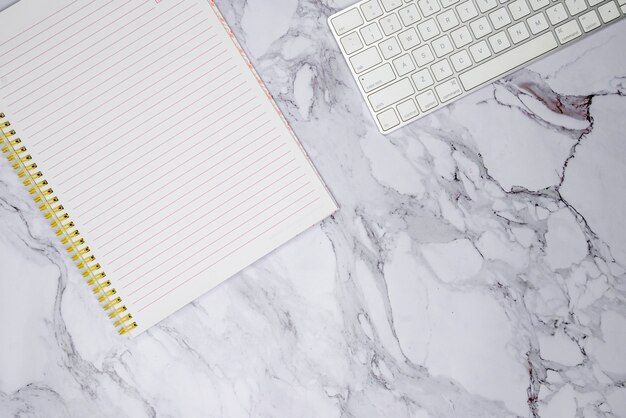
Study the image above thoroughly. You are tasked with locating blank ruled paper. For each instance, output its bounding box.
[0,0,337,334]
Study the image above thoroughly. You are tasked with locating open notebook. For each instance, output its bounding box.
[0,0,337,336]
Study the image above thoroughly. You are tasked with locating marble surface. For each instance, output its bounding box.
[1,0,625,417]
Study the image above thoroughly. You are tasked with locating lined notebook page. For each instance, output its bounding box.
[0,0,337,334]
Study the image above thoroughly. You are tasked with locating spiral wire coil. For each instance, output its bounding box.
[0,112,138,335]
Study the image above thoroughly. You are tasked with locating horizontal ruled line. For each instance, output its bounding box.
[136,196,321,311]
[3,1,135,87]
[12,6,199,117]
[114,168,303,273]
[124,148,294,292]
[19,23,211,125]
[81,105,269,230]
[58,85,254,198]
[64,75,251,212]
[1,0,89,62]
[84,126,280,230]
[129,188,316,301]
[121,175,309,284]
[38,51,231,155]
[8,0,190,106]
[93,122,274,242]
[103,148,293,264]
[5,2,162,100]
[28,37,215,139]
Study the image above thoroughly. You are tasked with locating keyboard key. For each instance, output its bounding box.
[546,3,568,24]
[527,12,549,34]
[418,0,442,17]
[361,0,384,21]
[377,108,401,131]
[412,44,436,66]
[350,47,383,73]
[360,22,384,45]
[459,32,558,90]
[598,1,620,22]
[588,0,603,6]
[435,78,463,102]
[392,54,417,76]
[368,78,415,111]
[441,0,461,7]
[508,21,530,43]
[417,18,441,40]
[331,8,364,36]
[489,7,512,29]
[470,16,494,38]
[432,35,454,57]
[450,50,473,71]
[380,37,402,59]
[457,1,479,21]
[469,40,492,61]
[565,0,587,15]
[397,99,420,121]
[340,32,364,54]
[579,10,601,32]
[381,0,404,12]
[380,13,403,35]
[431,59,453,81]
[509,0,531,19]
[399,4,422,26]
[489,31,511,52]
[416,90,439,112]
[437,9,461,31]
[555,20,582,43]
[528,0,549,10]
[398,28,421,50]
[412,68,435,89]
[477,0,499,12]
[359,63,396,92]
[451,26,473,47]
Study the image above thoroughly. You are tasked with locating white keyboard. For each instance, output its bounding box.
[329,0,625,133]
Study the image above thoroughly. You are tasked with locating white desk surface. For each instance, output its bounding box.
[1,0,625,417]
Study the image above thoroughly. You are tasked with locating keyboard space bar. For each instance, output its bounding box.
[459,32,558,91]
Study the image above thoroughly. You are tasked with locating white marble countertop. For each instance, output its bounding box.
[1,0,625,417]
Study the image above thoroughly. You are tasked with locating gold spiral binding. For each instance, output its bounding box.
[0,112,138,336]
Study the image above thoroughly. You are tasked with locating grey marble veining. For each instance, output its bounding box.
[1,0,625,417]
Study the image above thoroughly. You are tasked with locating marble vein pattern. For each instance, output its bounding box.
[1,0,625,417]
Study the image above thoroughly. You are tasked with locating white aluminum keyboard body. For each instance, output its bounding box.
[329,0,625,134]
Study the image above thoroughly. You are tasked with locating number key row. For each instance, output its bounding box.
[333,0,457,42]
